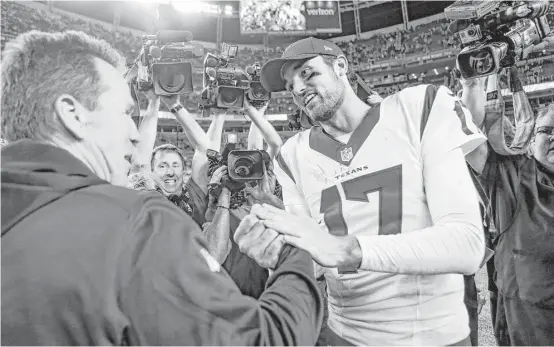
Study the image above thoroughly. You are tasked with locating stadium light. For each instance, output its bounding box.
[224,4,233,16]
[172,1,219,15]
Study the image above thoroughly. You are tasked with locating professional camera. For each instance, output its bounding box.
[245,62,271,108]
[445,0,551,80]
[133,30,204,95]
[199,43,250,110]
[207,134,271,193]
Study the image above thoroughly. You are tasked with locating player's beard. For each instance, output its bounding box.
[305,73,345,123]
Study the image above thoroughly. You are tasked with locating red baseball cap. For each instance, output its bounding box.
[260,37,344,92]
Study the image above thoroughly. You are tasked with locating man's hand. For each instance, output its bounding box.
[457,70,487,90]
[210,165,228,185]
[160,95,181,109]
[245,186,285,210]
[244,97,269,115]
[531,33,554,53]
[251,204,362,269]
[234,214,285,269]
[142,89,160,103]
[366,92,383,106]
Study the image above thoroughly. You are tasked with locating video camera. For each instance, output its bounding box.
[134,30,204,95]
[199,43,250,110]
[446,0,551,80]
[207,135,271,193]
[245,62,272,108]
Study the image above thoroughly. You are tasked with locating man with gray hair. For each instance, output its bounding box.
[1,30,323,345]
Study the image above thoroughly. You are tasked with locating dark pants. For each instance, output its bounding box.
[464,275,479,347]
[486,228,554,346]
[492,292,554,346]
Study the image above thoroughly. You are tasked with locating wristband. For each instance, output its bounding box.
[170,102,184,114]
[217,205,230,210]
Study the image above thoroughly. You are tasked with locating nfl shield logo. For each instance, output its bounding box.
[340,147,353,162]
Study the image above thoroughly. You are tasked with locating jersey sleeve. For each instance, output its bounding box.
[419,85,487,164]
[355,147,485,275]
[119,194,323,345]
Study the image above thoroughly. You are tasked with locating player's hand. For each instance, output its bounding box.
[234,214,285,269]
[251,204,358,268]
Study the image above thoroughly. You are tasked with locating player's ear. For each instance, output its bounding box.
[334,56,349,76]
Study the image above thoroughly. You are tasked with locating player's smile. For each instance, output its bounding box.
[304,92,317,108]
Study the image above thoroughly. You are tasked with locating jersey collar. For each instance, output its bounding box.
[309,105,380,166]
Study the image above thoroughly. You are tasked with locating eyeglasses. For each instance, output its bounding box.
[536,126,554,136]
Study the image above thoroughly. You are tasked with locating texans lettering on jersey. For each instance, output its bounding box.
[274,84,485,346]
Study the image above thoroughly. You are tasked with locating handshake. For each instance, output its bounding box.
[233,197,359,270]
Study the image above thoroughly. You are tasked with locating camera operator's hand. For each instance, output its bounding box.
[160,95,181,109]
[531,33,554,53]
[366,92,383,106]
[458,71,487,90]
[245,161,283,209]
[142,89,159,103]
[208,165,230,195]
[234,213,285,269]
[244,97,269,115]
[205,166,230,223]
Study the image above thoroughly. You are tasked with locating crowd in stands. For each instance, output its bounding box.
[2,1,553,128]
[337,18,458,67]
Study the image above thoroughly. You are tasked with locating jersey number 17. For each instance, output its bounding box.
[320,165,403,274]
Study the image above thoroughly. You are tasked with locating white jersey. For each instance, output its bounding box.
[274,85,485,346]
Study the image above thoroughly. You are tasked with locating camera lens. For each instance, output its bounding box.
[221,87,239,104]
[159,65,186,93]
[234,158,254,177]
[251,82,267,99]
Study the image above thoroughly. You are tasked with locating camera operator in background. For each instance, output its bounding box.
[458,48,554,347]
[128,87,225,227]
[201,97,286,298]
[447,1,554,344]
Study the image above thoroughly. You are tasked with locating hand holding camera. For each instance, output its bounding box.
[446,0,551,80]
[199,43,271,111]
[132,30,204,96]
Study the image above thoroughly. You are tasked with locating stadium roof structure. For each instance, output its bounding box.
[44,0,454,45]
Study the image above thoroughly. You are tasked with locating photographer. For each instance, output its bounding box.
[130,89,226,226]
[461,68,554,346]
[202,98,285,299]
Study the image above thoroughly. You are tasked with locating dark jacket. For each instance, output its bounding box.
[1,140,323,346]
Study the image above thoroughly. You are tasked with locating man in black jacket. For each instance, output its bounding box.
[1,30,322,345]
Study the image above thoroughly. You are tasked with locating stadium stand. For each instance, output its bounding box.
[2,0,553,154]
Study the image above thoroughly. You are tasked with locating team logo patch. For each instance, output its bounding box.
[199,247,221,272]
[340,147,353,162]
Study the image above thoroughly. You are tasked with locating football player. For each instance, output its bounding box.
[250,37,487,346]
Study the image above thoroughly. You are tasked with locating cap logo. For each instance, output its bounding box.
[324,45,333,52]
